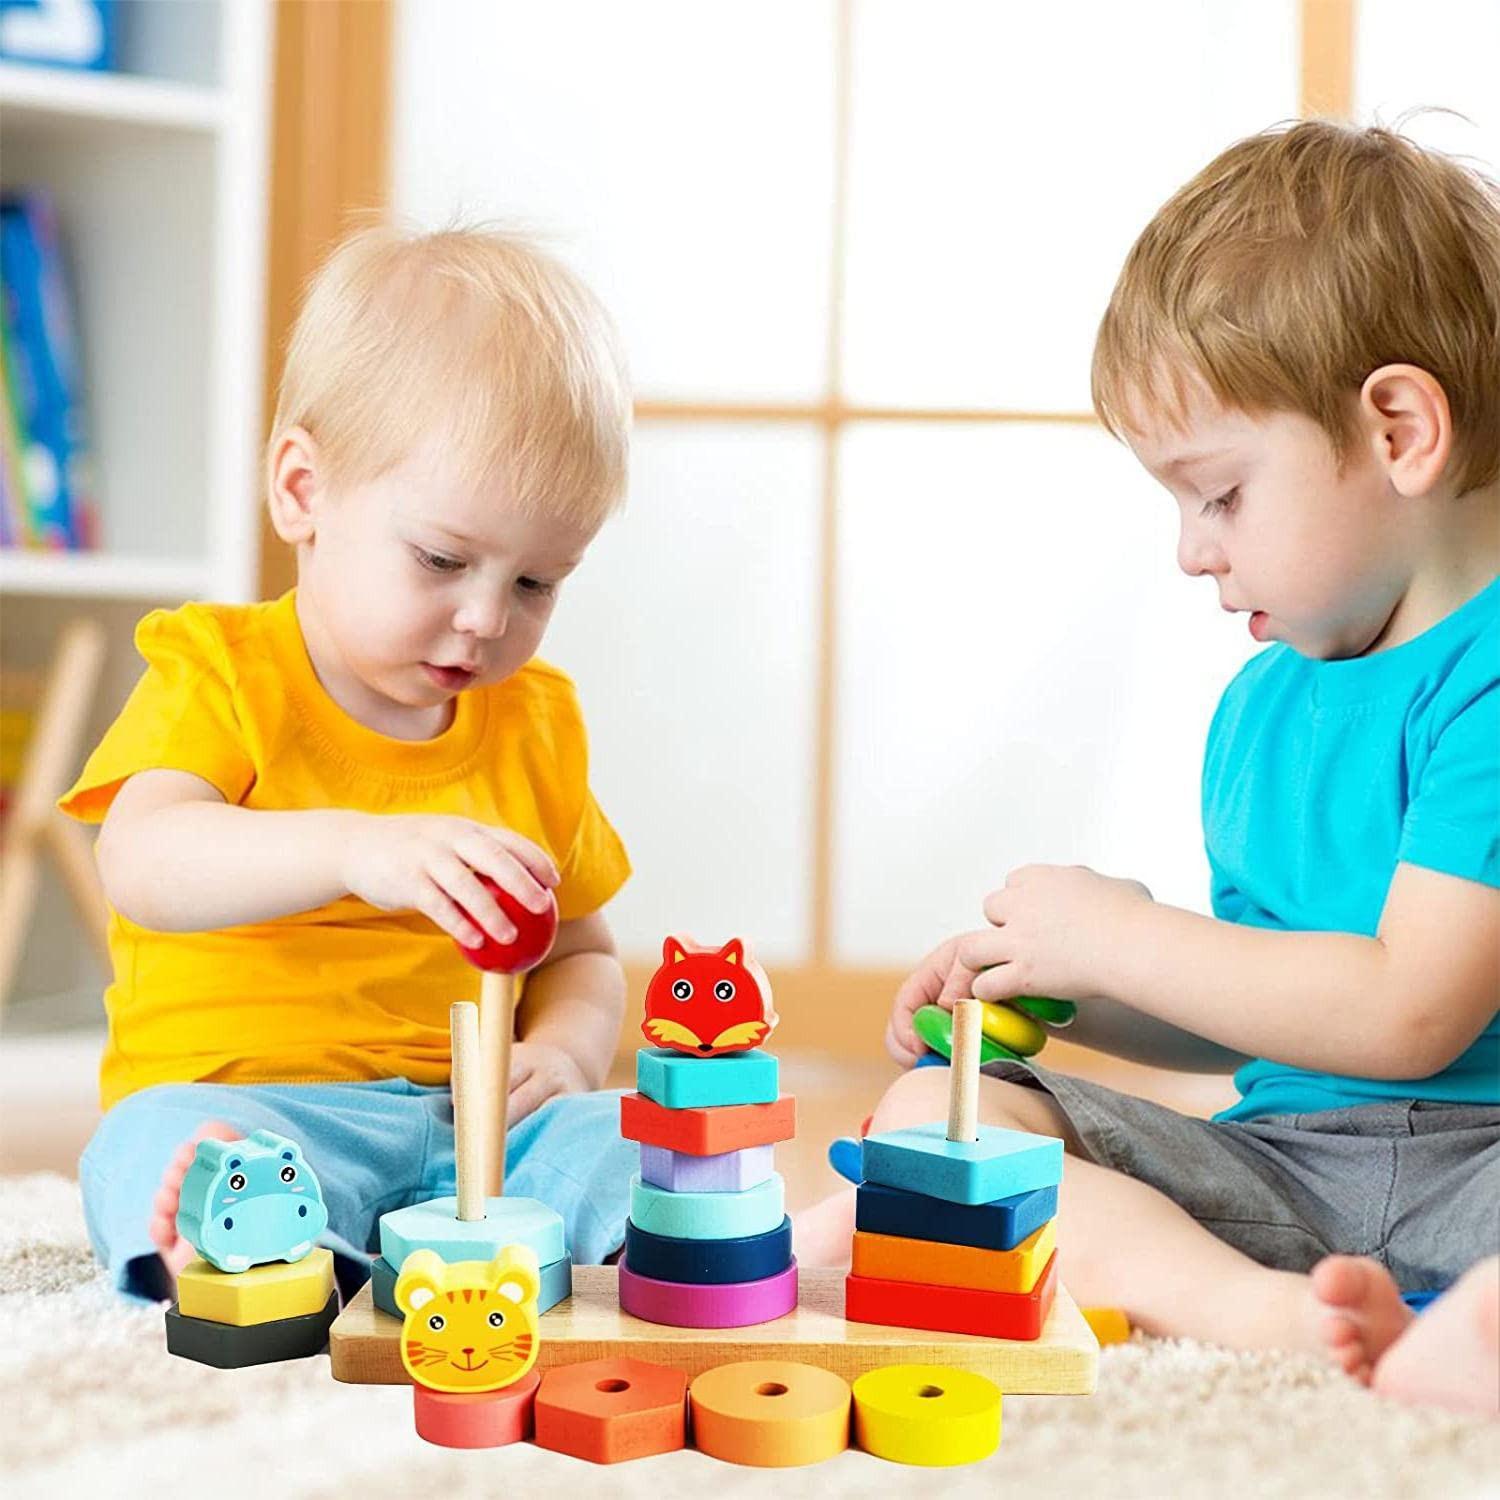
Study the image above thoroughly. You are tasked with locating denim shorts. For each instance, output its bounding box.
[983,1060,1500,1291]
[79,1077,635,1302]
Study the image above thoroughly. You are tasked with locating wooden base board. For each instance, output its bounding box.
[329,1265,1097,1394]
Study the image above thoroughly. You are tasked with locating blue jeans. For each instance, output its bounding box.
[80,1078,635,1302]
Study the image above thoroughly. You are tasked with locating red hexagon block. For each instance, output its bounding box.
[534,1356,688,1464]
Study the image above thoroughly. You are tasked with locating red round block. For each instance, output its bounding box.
[412,1370,540,1448]
[455,876,558,973]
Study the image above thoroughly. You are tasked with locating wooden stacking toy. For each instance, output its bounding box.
[911,994,1075,1067]
[845,1000,1065,1344]
[851,1363,1002,1466]
[618,937,798,1329]
[371,883,571,1318]
[689,1359,851,1467]
[165,1131,337,1368]
[534,1356,688,1463]
[395,1244,543,1447]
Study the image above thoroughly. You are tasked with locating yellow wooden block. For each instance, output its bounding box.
[852,1364,1001,1466]
[1081,1306,1132,1345]
[851,1219,1056,1295]
[178,1247,336,1327]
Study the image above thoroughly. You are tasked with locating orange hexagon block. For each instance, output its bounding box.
[688,1360,851,1468]
[533,1356,688,1464]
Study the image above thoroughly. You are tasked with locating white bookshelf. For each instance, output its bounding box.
[0,0,272,607]
[0,0,272,1013]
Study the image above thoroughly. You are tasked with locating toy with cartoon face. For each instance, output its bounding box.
[641,936,778,1056]
[176,1130,328,1273]
[395,1246,542,1393]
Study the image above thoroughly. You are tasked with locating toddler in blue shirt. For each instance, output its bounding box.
[796,120,1499,1411]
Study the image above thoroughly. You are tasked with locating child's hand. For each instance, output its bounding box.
[341,814,560,949]
[886,935,967,1065]
[958,864,1153,1002]
[506,1041,589,1125]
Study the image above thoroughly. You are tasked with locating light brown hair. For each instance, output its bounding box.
[1092,120,1500,494]
[270,224,631,525]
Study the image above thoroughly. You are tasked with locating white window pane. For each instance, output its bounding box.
[544,424,823,963]
[842,0,1299,411]
[1356,0,1500,171]
[392,0,836,402]
[833,423,1254,965]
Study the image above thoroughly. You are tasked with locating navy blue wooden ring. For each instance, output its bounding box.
[624,1214,793,1285]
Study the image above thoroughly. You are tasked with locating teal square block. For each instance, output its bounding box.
[634,1047,779,1109]
[628,1173,785,1241]
[860,1121,1063,1206]
[378,1195,567,1272]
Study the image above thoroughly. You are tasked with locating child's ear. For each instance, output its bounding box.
[395,1249,446,1315]
[1359,364,1453,498]
[267,425,324,545]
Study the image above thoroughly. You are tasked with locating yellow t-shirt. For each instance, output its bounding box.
[60,592,630,1109]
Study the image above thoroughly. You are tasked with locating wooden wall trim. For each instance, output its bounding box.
[258,0,393,600]
[1300,0,1355,119]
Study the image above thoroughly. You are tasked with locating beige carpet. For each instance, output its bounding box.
[2,1174,1495,1500]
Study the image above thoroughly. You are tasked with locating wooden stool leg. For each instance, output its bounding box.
[0,616,107,1014]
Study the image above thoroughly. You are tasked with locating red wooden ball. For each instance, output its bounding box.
[456,875,559,973]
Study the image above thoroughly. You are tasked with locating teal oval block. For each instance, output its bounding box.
[628,1172,784,1241]
[175,1130,329,1273]
[371,1251,573,1319]
[634,1047,779,1109]
[860,1121,1063,1206]
[379,1196,566,1273]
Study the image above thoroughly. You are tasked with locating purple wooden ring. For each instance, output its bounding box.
[618,1255,799,1328]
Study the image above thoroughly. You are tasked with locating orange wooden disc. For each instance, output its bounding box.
[688,1359,850,1467]
[412,1369,539,1448]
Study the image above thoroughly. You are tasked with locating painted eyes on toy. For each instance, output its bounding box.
[280,1165,297,1183]
[428,1314,446,1332]
[671,979,693,1000]
[228,1172,247,1192]
[487,1310,506,1328]
[714,979,736,1002]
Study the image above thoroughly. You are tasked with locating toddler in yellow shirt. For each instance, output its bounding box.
[62,226,637,1301]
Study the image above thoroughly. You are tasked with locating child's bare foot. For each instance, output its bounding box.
[1310,1255,1413,1383]
[149,1121,238,1281]
[1373,1257,1500,1416]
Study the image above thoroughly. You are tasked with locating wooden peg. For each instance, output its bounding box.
[947,999,981,1143]
[450,1001,485,1222]
[479,970,515,1197]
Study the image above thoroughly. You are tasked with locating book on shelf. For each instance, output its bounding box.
[0,190,97,552]
[0,0,116,72]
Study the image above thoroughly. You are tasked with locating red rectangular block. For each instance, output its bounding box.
[844,1251,1059,1341]
[619,1092,796,1156]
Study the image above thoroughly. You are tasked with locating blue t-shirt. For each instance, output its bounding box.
[1204,574,1500,1123]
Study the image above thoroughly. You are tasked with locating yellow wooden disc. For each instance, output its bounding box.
[852,1364,1001,1467]
[1082,1306,1132,1345]
[689,1359,850,1467]
[979,1002,1047,1057]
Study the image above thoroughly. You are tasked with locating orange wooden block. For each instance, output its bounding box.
[533,1356,687,1463]
[851,1220,1056,1294]
[846,1252,1059,1341]
[619,1092,797,1156]
[412,1369,539,1449]
[689,1359,850,1468]
[1082,1306,1132,1345]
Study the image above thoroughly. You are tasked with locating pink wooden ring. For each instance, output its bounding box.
[618,1255,798,1328]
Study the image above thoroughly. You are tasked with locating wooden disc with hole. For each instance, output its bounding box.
[852,1364,1001,1466]
[688,1359,850,1467]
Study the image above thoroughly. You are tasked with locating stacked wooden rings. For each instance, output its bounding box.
[618,1047,798,1327]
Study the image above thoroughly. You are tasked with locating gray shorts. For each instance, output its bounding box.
[982,1060,1500,1291]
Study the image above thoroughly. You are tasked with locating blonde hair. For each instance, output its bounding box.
[1092,119,1500,495]
[270,224,631,525]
